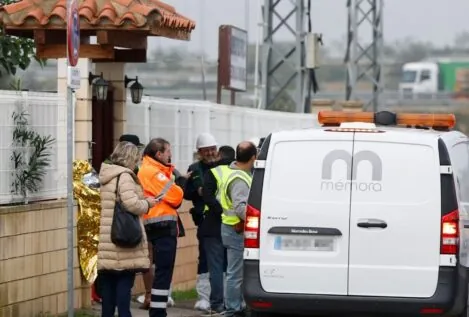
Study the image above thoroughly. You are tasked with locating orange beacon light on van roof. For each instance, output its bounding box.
[317,111,456,130]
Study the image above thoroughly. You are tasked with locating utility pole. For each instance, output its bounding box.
[345,0,384,111]
[259,0,307,113]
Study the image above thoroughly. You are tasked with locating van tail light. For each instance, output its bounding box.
[244,205,261,249]
[420,307,444,314]
[440,209,459,255]
[250,301,272,309]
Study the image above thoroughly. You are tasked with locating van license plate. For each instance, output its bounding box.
[274,236,334,251]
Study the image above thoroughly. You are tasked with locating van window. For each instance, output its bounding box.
[401,70,417,83]
[450,142,469,203]
[420,70,431,81]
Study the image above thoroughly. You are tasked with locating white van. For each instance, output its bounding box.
[243,111,469,317]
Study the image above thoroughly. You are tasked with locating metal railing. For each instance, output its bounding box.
[0,91,67,205]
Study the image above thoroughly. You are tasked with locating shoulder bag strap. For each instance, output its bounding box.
[114,173,127,202]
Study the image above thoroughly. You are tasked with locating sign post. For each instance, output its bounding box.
[217,25,248,105]
[66,0,80,316]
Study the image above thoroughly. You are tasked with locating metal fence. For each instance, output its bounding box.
[126,97,318,172]
[0,91,67,205]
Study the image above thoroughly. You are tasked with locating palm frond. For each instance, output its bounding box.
[10,110,56,203]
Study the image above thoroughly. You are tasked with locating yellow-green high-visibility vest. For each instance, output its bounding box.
[220,168,252,225]
[203,165,231,213]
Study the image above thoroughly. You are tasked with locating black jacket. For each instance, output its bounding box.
[184,161,216,226]
[172,168,187,238]
[200,159,233,237]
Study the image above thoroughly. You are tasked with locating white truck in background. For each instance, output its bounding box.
[399,58,469,99]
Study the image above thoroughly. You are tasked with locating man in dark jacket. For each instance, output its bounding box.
[201,145,235,314]
[184,133,219,311]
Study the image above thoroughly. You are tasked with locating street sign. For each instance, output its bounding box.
[67,66,81,89]
[67,0,80,67]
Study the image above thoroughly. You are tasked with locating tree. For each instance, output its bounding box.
[453,31,469,50]
[0,0,44,77]
[382,37,434,63]
[148,47,188,70]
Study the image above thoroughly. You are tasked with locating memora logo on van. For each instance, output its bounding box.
[320,150,382,192]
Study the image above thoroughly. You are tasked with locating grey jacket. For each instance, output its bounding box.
[226,162,252,221]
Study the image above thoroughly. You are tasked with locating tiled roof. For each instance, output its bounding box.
[0,0,195,38]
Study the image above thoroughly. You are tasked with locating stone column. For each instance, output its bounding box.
[94,63,126,147]
[57,58,94,161]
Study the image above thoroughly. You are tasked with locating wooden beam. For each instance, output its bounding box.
[92,49,147,63]
[36,44,114,59]
[34,29,91,45]
[96,31,147,49]
[34,30,65,45]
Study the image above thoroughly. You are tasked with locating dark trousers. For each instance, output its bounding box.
[204,236,227,312]
[100,270,136,317]
[150,236,178,317]
[197,227,209,274]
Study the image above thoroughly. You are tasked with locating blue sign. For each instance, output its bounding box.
[67,0,80,66]
[72,11,79,59]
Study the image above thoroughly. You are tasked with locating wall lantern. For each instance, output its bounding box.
[125,75,144,104]
[88,72,109,102]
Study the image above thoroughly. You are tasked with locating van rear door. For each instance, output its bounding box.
[259,130,353,295]
[348,132,441,298]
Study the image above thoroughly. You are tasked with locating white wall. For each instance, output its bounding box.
[126,97,318,171]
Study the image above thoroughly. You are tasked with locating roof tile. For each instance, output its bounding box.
[0,0,195,36]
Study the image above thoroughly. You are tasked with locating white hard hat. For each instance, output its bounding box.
[196,133,217,150]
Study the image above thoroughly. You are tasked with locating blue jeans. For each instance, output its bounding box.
[99,270,136,317]
[204,236,227,312]
[221,224,244,316]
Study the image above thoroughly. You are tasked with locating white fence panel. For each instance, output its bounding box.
[126,97,317,172]
[127,102,150,144]
[0,91,67,205]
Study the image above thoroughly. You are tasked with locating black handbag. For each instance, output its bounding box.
[110,173,143,248]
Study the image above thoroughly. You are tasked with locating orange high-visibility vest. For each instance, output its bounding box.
[138,156,183,226]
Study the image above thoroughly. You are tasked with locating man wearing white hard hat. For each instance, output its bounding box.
[184,132,219,312]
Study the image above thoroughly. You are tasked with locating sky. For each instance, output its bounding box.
[151,0,469,59]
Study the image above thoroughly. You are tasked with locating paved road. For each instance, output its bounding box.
[91,301,203,317]
[129,306,201,317]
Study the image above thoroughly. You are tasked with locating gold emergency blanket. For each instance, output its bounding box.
[73,160,101,284]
